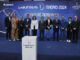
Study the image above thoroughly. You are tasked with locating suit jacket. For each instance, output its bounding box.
[46,19,52,29]
[18,20,24,30]
[39,20,45,30]
[72,20,79,31]
[5,16,12,29]
[60,20,66,28]
[53,19,61,29]
[66,21,72,31]
[24,18,31,29]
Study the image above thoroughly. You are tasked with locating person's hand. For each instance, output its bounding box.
[73,28,76,30]
[48,27,50,29]
[5,27,7,29]
[26,25,28,27]
[61,27,64,29]
[17,29,18,31]
[71,30,72,32]
[65,28,67,31]
[56,26,58,28]
[21,25,22,27]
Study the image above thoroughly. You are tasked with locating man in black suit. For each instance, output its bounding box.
[39,16,45,40]
[72,16,79,43]
[24,14,31,35]
[5,12,12,41]
[53,15,61,41]
[18,16,24,40]
[46,16,52,40]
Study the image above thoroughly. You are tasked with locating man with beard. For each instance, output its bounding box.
[72,16,79,43]
[39,16,46,40]
[24,14,31,36]
[53,15,61,41]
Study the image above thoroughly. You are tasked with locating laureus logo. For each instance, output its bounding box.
[38,2,45,10]
[72,2,80,10]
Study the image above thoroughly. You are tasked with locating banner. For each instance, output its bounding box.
[0,1,80,33]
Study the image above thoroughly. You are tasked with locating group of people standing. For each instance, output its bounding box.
[5,12,80,43]
[5,12,38,41]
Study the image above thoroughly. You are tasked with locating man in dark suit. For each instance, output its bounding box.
[24,14,31,35]
[65,17,72,43]
[18,16,24,40]
[46,16,52,40]
[39,16,45,40]
[53,15,61,41]
[5,12,12,41]
[72,16,79,43]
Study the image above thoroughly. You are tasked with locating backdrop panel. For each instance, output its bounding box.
[0,1,80,36]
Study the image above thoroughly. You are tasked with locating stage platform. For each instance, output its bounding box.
[0,37,80,60]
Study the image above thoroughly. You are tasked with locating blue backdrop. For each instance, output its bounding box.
[0,1,80,37]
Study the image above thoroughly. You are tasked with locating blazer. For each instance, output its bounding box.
[66,21,72,31]
[24,18,31,28]
[72,20,79,31]
[5,16,12,29]
[31,20,38,30]
[60,20,66,28]
[39,20,46,30]
[53,19,61,29]
[46,19,52,29]
[18,20,24,30]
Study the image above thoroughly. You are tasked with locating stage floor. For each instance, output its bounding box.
[0,37,80,60]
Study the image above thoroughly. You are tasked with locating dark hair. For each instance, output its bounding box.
[32,16,37,20]
[26,14,29,16]
[68,17,72,20]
